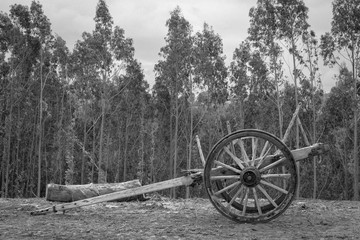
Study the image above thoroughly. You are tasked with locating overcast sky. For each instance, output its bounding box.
[1,0,337,92]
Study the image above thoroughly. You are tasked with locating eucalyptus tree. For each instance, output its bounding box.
[229,41,250,130]
[28,1,53,197]
[0,1,54,197]
[154,7,193,198]
[51,36,72,185]
[192,23,228,186]
[320,0,360,200]
[71,0,134,183]
[193,23,228,106]
[111,59,149,183]
[274,0,309,150]
[248,0,285,137]
[229,40,277,131]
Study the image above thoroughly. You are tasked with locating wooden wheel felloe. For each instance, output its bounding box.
[204,129,297,223]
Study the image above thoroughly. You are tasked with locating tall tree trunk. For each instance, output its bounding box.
[291,36,300,199]
[4,99,12,197]
[98,96,106,183]
[81,115,88,184]
[37,47,44,197]
[105,134,110,182]
[186,74,193,199]
[123,116,130,182]
[150,122,156,183]
[139,96,145,184]
[169,97,174,197]
[91,124,96,183]
[274,61,283,139]
[352,43,359,201]
[343,140,349,199]
[116,127,122,182]
[308,45,317,199]
[173,85,179,199]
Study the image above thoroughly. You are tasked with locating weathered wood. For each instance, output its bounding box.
[196,135,206,167]
[282,103,302,144]
[45,180,147,202]
[31,173,202,216]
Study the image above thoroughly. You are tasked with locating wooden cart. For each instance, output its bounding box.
[31,127,328,224]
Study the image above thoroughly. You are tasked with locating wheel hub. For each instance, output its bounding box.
[240,167,261,187]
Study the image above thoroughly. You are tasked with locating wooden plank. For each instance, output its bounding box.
[31,173,202,216]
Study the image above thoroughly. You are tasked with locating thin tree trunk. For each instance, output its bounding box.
[91,124,96,183]
[81,112,88,184]
[123,116,130,182]
[307,44,317,199]
[139,96,145,184]
[186,74,193,199]
[37,47,43,197]
[169,97,174,197]
[104,134,110,182]
[291,36,300,199]
[4,104,12,197]
[173,86,179,199]
[116,128,122,182]
[98,96,106,183]
[150,123,156,183]
[352,42,359,201]
[343,140,349,199]
[274,61,283,139]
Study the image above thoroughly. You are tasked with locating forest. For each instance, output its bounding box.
[0,0,359,201]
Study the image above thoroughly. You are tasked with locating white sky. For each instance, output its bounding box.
[1,0,337,92]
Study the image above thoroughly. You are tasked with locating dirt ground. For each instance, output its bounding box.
[0,196,359,240]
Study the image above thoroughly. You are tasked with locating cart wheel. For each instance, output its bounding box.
[204,129,297,223]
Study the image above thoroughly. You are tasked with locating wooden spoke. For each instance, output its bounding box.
[225,184,244,210]
[256,143,273,168]
[256,185,278,208]
[230,138,236,155]
[282,166,287,188]
[210,175,240,180]
[223,146,246,169]
[251,137,258,166]
[213,181,241,196]
[261,173,291,179]
[252,188,262,215]
[242,188,250,216]
[237,139,250,165]
[260,141,270,158]
[260,180,288,195]
[214,160,242,174]
[259,157,287,173]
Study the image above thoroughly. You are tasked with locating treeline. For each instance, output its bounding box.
[0,0,359,200]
